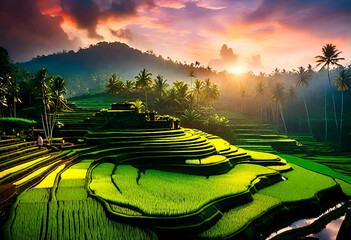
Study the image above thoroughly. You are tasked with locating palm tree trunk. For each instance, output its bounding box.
[328,69,340,141]
[13,96,16,118]
[303,91,313,136]
[324,86,328,143]
[279,104,287,133]
[145,92,148,110]
[340,90,344,151]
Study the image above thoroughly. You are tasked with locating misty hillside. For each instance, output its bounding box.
[17,41,212,97]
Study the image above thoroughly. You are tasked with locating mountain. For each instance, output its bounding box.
[17,41,213,97]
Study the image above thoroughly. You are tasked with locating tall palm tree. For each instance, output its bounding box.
[334,68,351,150]
[188,69,196,90]
[255,80,265,121]
[192,79,203,109]
[202,78,220,128]
[153,74,169,97]
[33,68,53,143]
[295,66,313,136]
[271,82,287,132]
[315,43,345,142]
[135,69,153,109]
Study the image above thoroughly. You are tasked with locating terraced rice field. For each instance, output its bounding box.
[2,109,351,239]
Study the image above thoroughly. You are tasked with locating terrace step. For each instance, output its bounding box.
[0,138,22,147]
[0,146,42,162]
[0,141,36,154]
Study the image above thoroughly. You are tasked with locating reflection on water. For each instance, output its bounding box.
[306,216,345,240]
[266,202,345,239]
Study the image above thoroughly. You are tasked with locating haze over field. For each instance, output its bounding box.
[1,0,351,73]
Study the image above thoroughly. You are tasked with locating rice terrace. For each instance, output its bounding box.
[1,1,351,240]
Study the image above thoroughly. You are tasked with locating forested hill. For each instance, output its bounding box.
[17,41,213,97]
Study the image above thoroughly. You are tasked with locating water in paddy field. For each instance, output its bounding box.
[266,203,346,240]
[305,216,345,240]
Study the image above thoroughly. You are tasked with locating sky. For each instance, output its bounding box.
[1,0,351,73]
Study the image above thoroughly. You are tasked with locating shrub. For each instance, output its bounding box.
[0,117,37,132]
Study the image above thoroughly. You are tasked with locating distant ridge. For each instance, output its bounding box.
[17,41,213,96]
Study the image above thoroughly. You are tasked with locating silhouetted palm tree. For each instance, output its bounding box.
[33,68,53,143]
[188,70,196,90]
[255,80,265,121]
[271,82,287,132]
[295,66,313,136]
[153,74,169,97]
[315,43,345,142]
[135,69,153,109]
[334,68,351,150]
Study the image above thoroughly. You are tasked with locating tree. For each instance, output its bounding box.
[135,69,153,109]
[153,74,169,98]
[33,68,54,144]
[202,78,220,106]
[188,69,196,90]
[295,66,313,136]
[334,68,351,150]
[315,43,345,142]
[192,79,203,109]
[123,80,135,97]
[255,80,266,121]
[173,81,190,111]
[271,82,287,132]
[106,73,124,96]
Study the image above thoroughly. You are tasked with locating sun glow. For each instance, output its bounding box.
[228,65,247,75]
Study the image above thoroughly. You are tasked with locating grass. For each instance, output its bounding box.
[19,188,50,203]
[280,154,351,184]
[199,194,281,238]
[35,164,66,189]
[246,150,280,161]
[90,163,277,215]
[335,179,351,197]
[0,156,50,179]
[13,162,57,186]
[0,117,36,131]
[259,164,336,202]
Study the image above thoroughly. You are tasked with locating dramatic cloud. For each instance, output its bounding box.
[0,0,79,62]
[2,0,351,71]
[110,28,134,42]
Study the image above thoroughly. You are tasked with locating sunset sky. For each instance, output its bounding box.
[1,0,351,73]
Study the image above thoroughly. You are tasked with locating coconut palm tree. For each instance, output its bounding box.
[315,43,345,142]
[192,79,203,109]
[106,73,124,96]
[188,69,196,90]
[255,80,265,121]
[271,82,287,132]
[173,81,190,111]
[153,74,169,98]
[202,78,220,106]
[334,68,351,150]
[135,69,153,109]
[295,66,313,136]
[123,80,135,97]
[33,68,53,143]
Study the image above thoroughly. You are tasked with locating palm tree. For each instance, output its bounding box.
[181,109,201,126]
[255,80,265,121]
[288,86,297,99]
[201,78,220,128]
[153,74,169,97]
[33,68,53,143]
[271,82,287,132]
[295,66,313,136]
[135,69,153,109]
[315,43,345,142]
[123,80,135,97]
[334,68,351,150]
[192,79,203,109]
[188,69,196,90]
[106,73,124,96]
[173,81,190,111]
[202,78,220,106]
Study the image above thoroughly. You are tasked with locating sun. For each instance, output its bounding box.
[227,64,247,74]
